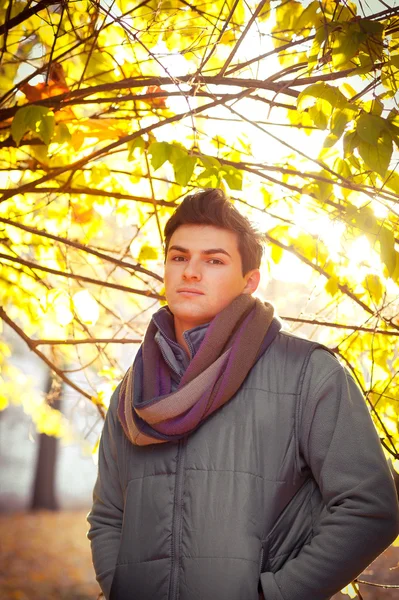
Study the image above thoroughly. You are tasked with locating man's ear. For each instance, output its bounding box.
[243,269,261,295]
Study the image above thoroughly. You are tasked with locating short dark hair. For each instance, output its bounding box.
[164,188,263,275]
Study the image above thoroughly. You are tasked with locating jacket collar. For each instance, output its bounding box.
[152,306,209,377]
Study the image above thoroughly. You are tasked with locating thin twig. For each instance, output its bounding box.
[33,337,142,345]
[281,316,399,336]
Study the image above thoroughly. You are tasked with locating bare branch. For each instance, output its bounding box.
[33,337,142,345]
[0,306,103,414]
[281,315,399,336]
[218,0,271,76]
[0,216,164,282]
[264,233,384,320]
[0,252,163,299]
[0,0,60,37]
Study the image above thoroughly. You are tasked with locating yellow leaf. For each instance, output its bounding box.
[340,583,358,598]
[271,244,283,264]
[0,394,9,410]
[91,393,106,409]
[138,244,158,262]
[71,130,85,151]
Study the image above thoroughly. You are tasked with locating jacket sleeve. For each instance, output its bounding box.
[260,349,399,600]
[87,385,124,600]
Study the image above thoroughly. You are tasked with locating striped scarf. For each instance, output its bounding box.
[117,294,278,446]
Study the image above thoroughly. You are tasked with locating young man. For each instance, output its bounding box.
[87,188,398,600]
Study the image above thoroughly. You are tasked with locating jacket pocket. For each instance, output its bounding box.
[261,477,325,574]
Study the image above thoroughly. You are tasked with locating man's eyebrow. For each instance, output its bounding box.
[202,248,231,258]
[168,245,231,258]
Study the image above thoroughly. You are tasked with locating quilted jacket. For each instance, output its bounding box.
[87,324,398,600]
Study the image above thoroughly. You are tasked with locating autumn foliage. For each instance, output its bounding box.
[0,0,399,498]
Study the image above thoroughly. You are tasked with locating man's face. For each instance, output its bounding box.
[164,224,260,332]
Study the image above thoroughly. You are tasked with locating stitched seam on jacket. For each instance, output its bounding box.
[125,472,175,484]
[239,387,296,395]
[116,556,259,566]
[116,557,170,566]
[185,467,285,483]
[125,470,285,483]
[308,366,343,408]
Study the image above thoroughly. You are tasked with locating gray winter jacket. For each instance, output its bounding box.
[87,324,399,600]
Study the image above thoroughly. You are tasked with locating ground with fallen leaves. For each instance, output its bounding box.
[0,510,397,599]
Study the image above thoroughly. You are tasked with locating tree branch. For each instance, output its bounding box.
[0,74,301,123]
[33,337,142,345]
[0,89,253,203]
[0,252,163,299]
[264,233,378,318]
[218,0,271,76]
[0,216,164,282]
[356,580,399,589]
[281,315,399,336]
[0,305,104,415]
[0,0,61,37]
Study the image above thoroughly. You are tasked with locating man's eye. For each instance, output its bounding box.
[208,259,223,265]
[172,256,186,261]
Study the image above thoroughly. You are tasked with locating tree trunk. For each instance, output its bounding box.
[30,373,61,511]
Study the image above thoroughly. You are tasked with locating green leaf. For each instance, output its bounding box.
[358,131,393,178]
[296,1,318,31]
[356,113,386,145]
[308,99,330,130]
[298,83,351,112]
[333,158,352,179]
[343,130,359,157]
[323,133,340,148]
[127,136,145,160]
[168,144,187,166]
[149,142,171,170]
[197,167,220,188]
[221,165,243,191]
[173,155,197,187]
[199,154,221,169]
[331,108,353,138]
[11,105,55,146]
[363,274,383,304]
[332,28,363,68]
[354,206,379,236]
[363,98,383,117]
[360,18,384,36]
[379,228,397,277]
[308,25,327,68]
[303,170,333,201]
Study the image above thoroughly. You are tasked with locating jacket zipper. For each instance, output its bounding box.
[169,437,187,600]
[258,546,265,577]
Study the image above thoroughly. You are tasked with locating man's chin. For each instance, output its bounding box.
[170,306,214,324]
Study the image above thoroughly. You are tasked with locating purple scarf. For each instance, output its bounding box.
[118,295,276,446]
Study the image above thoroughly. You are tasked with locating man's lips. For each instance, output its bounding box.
[176,288,204,295]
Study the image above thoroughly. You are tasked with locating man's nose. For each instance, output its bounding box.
[182,259,201,280]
